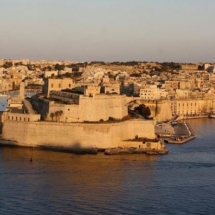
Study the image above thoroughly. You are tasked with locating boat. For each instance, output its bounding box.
[209,114,215,118]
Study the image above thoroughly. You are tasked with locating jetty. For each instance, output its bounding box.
[163,121,196,144]
[155,120,196,144]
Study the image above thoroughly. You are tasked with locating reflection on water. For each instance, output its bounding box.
[0,98,7,111]
[0,147,157,215]
[0,92,36,111]
[1,118,215,214]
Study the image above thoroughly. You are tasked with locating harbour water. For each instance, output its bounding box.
[0,97,215,214]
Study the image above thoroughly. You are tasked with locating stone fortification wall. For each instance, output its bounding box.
[48,103,79,122]
[7,112,40,122]
[33,94,128,122]
[79,95,128,122]
[135,99,172,121]
[43,78,75,97]
[155,100,172,121]
[1,120,155,149]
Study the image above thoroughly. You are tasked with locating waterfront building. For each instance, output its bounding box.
[171,99,213,117]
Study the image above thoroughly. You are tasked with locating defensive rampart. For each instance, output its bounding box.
[1,119,155,149]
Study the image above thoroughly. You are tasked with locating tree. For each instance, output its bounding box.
[27,64,35,70]
[72,66,79,72]
[2,61,13,68]
[43,66,52,71]
[135,104,151,119]
[55,111,60,122]
[145,107,151,118]
[50,113,55,121]
[14,62,23,66]
[55,64,65,71]
[108,116,114,121]
[58,110,63,121]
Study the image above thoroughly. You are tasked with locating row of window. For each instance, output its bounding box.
[178,103,197,107]
[9,116,30,121]
[50,84,72,88]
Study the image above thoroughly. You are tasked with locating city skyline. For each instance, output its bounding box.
[1,0,215,63]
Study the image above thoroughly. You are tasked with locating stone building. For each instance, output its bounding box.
[43,78,75,97]
[171,99,213,117]
[140,86,168,100]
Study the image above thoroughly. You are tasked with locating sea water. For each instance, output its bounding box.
[0,115,215,214]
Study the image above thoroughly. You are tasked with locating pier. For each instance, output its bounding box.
[164,121,196,144]
[155,120,196,144]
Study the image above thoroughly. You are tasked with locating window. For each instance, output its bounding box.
[51,84,53,88]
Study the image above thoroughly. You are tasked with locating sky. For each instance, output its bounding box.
[0,0,215,63]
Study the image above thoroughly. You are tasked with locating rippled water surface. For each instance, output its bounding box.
[1,117,215,215]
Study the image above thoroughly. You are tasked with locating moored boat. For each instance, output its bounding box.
[209,114,215,118]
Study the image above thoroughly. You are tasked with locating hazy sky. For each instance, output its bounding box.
[0,0,215,62]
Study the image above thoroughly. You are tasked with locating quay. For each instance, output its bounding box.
[156,121,196,144]
[164,121,196,144]
[164,135,196,144]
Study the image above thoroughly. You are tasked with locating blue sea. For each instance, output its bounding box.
[0,96,215,214]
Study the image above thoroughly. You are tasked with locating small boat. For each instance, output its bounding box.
[209,114,215,118]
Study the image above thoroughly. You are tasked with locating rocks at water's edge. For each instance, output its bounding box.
[104,147,168,155]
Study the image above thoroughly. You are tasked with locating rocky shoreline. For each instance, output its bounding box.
[0,138,169,156]
[104,147,169,155]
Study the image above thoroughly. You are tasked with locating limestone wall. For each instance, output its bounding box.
[7,112,40,122]
[135,99,172,121]
[79,95,128,121]
[34,94,128,122]
[155,100,172,121]
[48,103,79,122]
[1,120,155,149]
[43,78,74,97]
